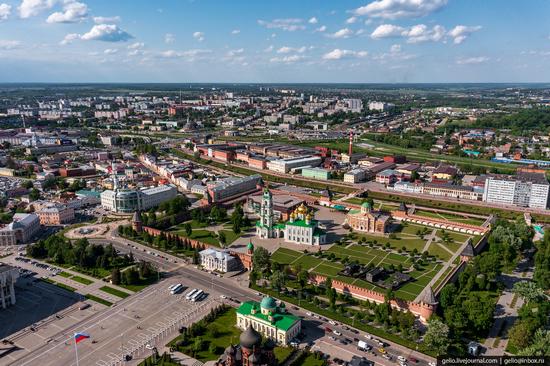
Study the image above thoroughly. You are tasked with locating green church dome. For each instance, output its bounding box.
[260,296,277,310]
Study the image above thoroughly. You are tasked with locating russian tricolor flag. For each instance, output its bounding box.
[74,332,90,344]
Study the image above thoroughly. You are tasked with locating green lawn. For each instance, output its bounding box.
[100,286,131,299]
[85,294,113,306]
[356,230,427,253]
[42,279,76,292]
[272,247,441,301]
[414,210,486,226]
[300,353,327,366]
[172,308,242,362]
[273,347,294,364]
[70,275,94,285]
[58,271,72,278]
[427,243,453,261]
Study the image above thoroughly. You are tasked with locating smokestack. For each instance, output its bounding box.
[348,131,353,156]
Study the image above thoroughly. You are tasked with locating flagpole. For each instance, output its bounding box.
[74,336,80,366]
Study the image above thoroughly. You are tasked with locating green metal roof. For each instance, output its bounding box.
[237,301,300,332]
[286,219,316,228]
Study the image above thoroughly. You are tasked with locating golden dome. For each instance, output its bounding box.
[297,203,308,214]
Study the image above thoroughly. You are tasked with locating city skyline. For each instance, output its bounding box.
[0,0,549,83]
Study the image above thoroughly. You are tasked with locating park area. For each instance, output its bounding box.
[168,219,251,247]
[270,220,479,301]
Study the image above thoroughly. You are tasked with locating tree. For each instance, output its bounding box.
[513,281,545,303]
[29,188,40,201]
[218,231,227,247]
[184,222,192,237]
[111,268,121,285]
[517,329,550,356]
[508,321,532,349]
[270,270,286,291]
[297,270,309,290]
[325,277,337,309]
[123,267,140,285]
[252,246,270,274]
[439,283,457,308]
[424,318,450,356]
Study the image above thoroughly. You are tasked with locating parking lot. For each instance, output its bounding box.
[6,276,222,366]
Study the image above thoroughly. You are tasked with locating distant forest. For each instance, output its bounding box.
[473,108,550,135]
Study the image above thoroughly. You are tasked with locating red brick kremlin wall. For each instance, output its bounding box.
[142,226,253,270]
[310,274,436,322]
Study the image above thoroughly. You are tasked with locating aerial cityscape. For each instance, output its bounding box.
[0,1,549,366]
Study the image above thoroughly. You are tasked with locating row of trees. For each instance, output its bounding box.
[27,236,132,270]
[506,230,550,356]
[118,225,203,264]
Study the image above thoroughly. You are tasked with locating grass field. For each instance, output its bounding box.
[100,286,131,299]
[271,247,442,301]
[414,210,486,226]
[170,221,248,247]
[70,275,94,285]
[85,294,113,306]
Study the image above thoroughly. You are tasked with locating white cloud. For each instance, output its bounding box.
[327,28,353,39]
[159,49,211,61]
[371,24,405,39]
[80,24,133,42]
[164,33,175,44]
[127,42,144,49]
[160,50,179,58]
[277,46,306,54]
[315,25,327,32]
[46,0,88,23]
[390,44,401,53]
[0,3,11,20]
[257,18,305,32]
[269,54,305,63]
[308,17,318,24]
[264,45,274,52]
[373,44,416,62]
[224,48,246,64]
[60,33,79,45]
[353,0,448,19]
[448,25,482,44]
[103,48,118,54]
[371,23,446,43]
[322,48,368,60]
[0,40,21,49]
[404,24,445,43]
[93,16,120,24]
[231,29,240,34]
[193,31,204,42]
[226,48,244,57]
[346,16,357,24]
[456,56,489,65]
[19,0,56,18]
[181,49,211,60]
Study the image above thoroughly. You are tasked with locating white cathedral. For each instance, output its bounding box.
[255,188,327,246]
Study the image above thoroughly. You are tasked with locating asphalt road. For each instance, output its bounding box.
[94,235,436,366]
[8,230,435,366]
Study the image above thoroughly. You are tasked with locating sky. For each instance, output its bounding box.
[0,0,549,83]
